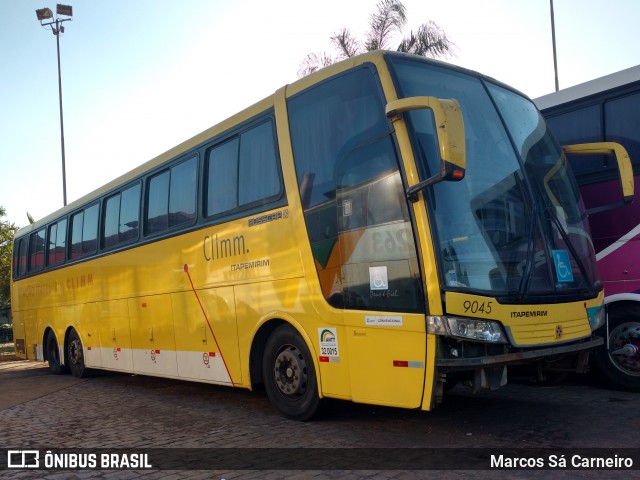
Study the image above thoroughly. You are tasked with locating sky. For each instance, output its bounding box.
[2,0,639,227]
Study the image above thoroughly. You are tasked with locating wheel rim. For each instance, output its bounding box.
[273,344,308,399]
[608,321,640,377]
[69,336,83,367]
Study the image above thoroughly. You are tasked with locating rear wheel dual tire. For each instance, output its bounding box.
[67,329,89,378]
[46,331,63,375]
[592,303,640,392]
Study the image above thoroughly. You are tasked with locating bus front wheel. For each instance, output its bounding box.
[67,329,89,378]
[262,324,323,421]
[46,331,63,375]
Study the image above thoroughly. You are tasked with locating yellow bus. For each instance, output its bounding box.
[11,51,634,420]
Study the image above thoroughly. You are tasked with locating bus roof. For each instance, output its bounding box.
[16,50,515,238]
[534,64,640,111]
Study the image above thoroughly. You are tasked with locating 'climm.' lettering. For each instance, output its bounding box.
[203,233,247,261]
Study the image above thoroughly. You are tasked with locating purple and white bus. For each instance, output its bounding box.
[536,65,640,391]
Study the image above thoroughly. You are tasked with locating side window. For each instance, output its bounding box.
[12,240,20,278]
[288,68,389,210]
[239,122,280,205]
[335,137,423,312]
[28,228,46,272]
[205,119,281,218]
[70,211,84,259]
[545,105,605,180]
[82,204,99,256]
[207,139,239,216]
[147,171,170,235]
[47,219,67,266]
[70,204,99,260]
[103,194,121,249]
[605,92,640,169]
[146,156,197,235]
[103,183,141,248]
[288,66,423,313]
[120,184,141,242]
[17,239,28,277]
[169,158,197,226]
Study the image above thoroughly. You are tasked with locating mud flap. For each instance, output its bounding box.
[473,365,507,392]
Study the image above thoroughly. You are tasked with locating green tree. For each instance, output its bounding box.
[299,0,454,76]
[0,206,18,306]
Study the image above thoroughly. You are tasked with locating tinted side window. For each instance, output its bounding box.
[545,105,605,180]
[18,239,28,277]
[12,239,20,278]
[29,228,46,272]
[605,92,640,169]
[120,184,141,242]
[207,139,239,216]
[147,171,170,234]
[82,204,99,256]
[103,183,141,248]
[71,211,84,259]
[48,219,67,266]
[103,193,121,249]
[169,158,197,227]
[205,119,281,218]
[239,122,280,206]
[288,66,423,313]
[70,204,98,259]
[146,156,197,235]
[289,68,389,210]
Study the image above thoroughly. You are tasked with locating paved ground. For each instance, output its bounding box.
[0,360,638,479]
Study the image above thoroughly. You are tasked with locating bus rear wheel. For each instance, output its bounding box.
[46,331,63,375]
[262,324,323,421]
[593,303,640,392]
[67,329,89,378]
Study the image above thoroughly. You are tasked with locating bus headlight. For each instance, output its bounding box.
[591,306,606,331]
[427,316,508,344]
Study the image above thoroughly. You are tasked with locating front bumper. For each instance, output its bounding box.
[436,336,603,371]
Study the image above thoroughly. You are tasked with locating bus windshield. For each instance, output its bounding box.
[388,56,599,300]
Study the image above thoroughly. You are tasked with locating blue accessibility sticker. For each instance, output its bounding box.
[552,249,574,283]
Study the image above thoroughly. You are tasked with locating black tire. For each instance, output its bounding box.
[592,302,640,392]
[67,329,89,378]
[46,330,63,375]
[262,324,323,421]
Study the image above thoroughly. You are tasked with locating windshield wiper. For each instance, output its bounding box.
[517,203,538,299]
[511,170,537,300]
[543,204,595,295]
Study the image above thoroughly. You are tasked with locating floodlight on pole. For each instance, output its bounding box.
[56,4,73,16]
[36,8,53,21]
[35,4,73,206]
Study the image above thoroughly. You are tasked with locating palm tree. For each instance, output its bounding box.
[299,0,454,77]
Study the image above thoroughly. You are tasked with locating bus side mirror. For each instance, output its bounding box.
[385,96,466,202]
[562,142,634,213]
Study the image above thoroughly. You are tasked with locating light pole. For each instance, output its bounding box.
[550,0,559,92]
[36,4,73,207]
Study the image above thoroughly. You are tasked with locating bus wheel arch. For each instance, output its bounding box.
[254,319,324,420]
[593,300,640,392]
[44,328,65,375]
[249,319,285,389]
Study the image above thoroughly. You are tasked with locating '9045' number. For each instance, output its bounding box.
[463,300,493,315]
